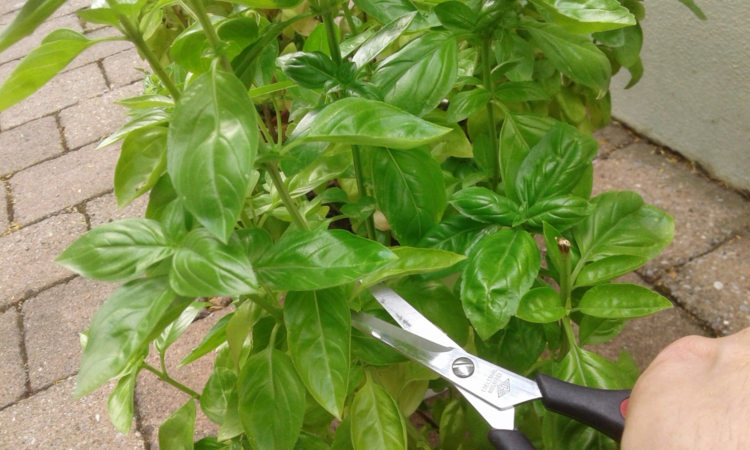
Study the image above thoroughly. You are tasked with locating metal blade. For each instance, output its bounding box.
[351,312,542,412]
[368,284,515,429]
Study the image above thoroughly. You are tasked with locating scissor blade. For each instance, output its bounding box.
[351,312,542,412]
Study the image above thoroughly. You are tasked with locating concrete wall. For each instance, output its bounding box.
[610,0,750,192]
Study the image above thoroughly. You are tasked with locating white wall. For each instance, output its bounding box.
[610,0,750,191]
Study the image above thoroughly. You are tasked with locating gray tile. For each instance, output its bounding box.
[0,116,63,176]
[0,309,25,408]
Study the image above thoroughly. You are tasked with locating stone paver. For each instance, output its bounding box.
[10,142,120,225]
[87,192,149,228]
[0,14,83,65]
[60,83,140,149]
[0,0,24,16]
[663,235,750,336]
[587,273,712,371]
[592,122,635,159]
[51,0,90,19]
[0,309,26,409]
[0,63,107,130]
[23,277,116,390]
[103,48,147,88]
[136,309,229,447]
[0,198,8,232]
[0,377,146,448]
[592,141,750,281]
[0,116,63,176]
[66,27,135,73]
[0,212,86,309]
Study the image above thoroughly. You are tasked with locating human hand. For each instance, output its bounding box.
[621,328,750,450]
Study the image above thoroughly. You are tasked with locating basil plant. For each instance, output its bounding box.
[0,0,703,447]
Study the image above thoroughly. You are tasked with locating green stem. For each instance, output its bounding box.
[269,322,281,349]
[342,2,359,36]
[481,37,500,191]
[271,95,284,146]
[251,285,284,321]
[118,15,181,101]
[142,362,200,398]
[351,144,376,240]
[265,162,309,231]
[186,0,232,72]
[321,9,343,66]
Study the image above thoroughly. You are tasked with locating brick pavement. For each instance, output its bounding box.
[0,4,748,447]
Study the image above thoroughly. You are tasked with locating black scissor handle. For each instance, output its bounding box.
[488,429,537,450]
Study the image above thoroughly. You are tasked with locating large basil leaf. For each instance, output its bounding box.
[351,377,407,450]
[461,228,540,339]
[449,187,521,226]
[114,125,167,208]
[304,98,451,150]
[515,122,598,207]
[524,195,592,230]
[167,68,258,243]
[255,230,397,290]
[572,191,674,264]
[172,17,258,74]
[516,287,566,323]
[0,29,97,111]
[285,287,350,418]
[170,228,258,297]
[353,12,417,68]
[372,147,446,246]
[578,315,626,346]
[159,399,196,450]
[360,247,466,289]
[154,302,209,355]
[75,277,175,397]
[107,365,139,435]
[439,398,468,450]
[494,81,550,103]
[201,367,238,425]
[577,283,672,319]
[528,0,635,33]
[57,219,173,282]
[279,51,338,89]
[575,255,647,287]
[353,0,428,32]
[226,300,262,370]
[239,347,306,450]
[434,1,476,33]
[446,88,492,124]
[0,0,67,53]
[371,31,457,117]
[98,109,170,149]
[524,21,611,91]
[475,317,546,375]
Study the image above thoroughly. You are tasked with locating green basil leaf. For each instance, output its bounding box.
[76,8,120,27]
[114,125,167,208]
[542,221,564,275]
[239,347,306,450]
[256,229,397,291]
[331,415,354,450]
[154,302,209,355]
[170,229,258,297]
[499,113,556,203]
[434,1,476,33]
[351,309,408,366]
[516,287,566,323]
[303,22,339,56]
[194,437,225,450]
[76,277,175,397]
[676,0,707,20]
[575,255,648,287]
[167,68,258,243]
[578,315,626,346]
[0,0,67,53]
[446,88,491,124]
[495,32,534,82]
[353,0,428,32]
[57,219,173,282]
[179,313,234,366]
[528,0,635,33]
[97,109,170,149]
[351,376,407,450]
[285,287,351,418]
[234,0,303,10]
[280,106,330,176]
[372,147,446,246]
[146,175,192,243]
[476,317,546,374]
[218,387,243,441]
[461,228,540,339]
[107,365,139,435]
[235,227,273,264]
[0,29,96,111]
[516,122,598,207]
[524,195,592,230]
[287,152,352,197]
[296,432,332,450]
[360,247,466,289]
[524,21,611,91]
[495,81,551,103]
[371,31,457,117]
[572,191,674,263]
[340,28,375,59]
[612,23,642,68]
[159,399,196,450]
[449,187,521,226]
[353,12,417,68]
[226,300,262,370]
[304,98,451,150]
[577,283,672,318]
[201,367,238,425]
[170,17,220,74]
[439,398,468,450]
[280,51,338,89]
[341,196,377,222]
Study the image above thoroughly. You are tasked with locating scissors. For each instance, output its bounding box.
[351,284,632,450]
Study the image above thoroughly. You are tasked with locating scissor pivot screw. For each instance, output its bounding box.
[452,357,475,378]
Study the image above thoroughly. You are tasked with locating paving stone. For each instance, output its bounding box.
[136,309,231,447]
[592,142,750,281]
[59,83,141,149]
[66,26,135,72]
[593,122,635,159]
[0,0,24,17]
[0,116,63,176]
[87,192,149,228]
[0,309,26,409]
[103,48,147,88]
[0,377,146,448]
[586,273,711,371]
[0,212,86,309]
[0,14,83,65]
[10,142,120,225]
[0,64,107,130]
[23,277,116,390]
[0,197,8,233]
[0,57,17,82]
[663,235,750,336]
[51,0,90,19]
